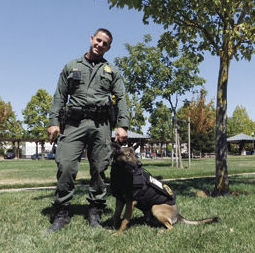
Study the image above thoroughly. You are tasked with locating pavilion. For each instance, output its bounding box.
[227,133,255,155]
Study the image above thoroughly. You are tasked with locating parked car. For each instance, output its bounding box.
[167,151,172,157]
[32,152,56,160]
[181,153,189,158]
[31,153,43,160]
[46,152,56,160]
[4,151,15,159]
[145,151,152,158]
[246,150,254,155]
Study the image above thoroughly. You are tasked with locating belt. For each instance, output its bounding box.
[67,106,109,122]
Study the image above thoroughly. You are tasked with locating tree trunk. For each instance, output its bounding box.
[41,141,45,160]
[36,141,39,159]
[213,54,230,196]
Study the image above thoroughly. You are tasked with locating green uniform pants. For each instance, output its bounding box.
[54,118,112,207]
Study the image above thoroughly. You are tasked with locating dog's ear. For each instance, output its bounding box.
[111,142,122,155]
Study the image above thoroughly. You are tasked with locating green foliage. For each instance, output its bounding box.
[148,102,172,140]
[0,97,24,139]
[108,0,255,60]
[125,93,146,134]
[227,105,255,137]
[0,98,14,135]
[114,34,204,125]
[22,89,52,140]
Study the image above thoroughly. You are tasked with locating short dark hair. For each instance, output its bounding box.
[94,28,113,44]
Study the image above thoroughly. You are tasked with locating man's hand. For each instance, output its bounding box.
[48,126,60,144]
[115,127,128,143]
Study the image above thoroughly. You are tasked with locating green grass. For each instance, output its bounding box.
[0,174,255,253]
[1,155,255,189]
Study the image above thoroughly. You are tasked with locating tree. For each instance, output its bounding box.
[227,105,255,137]
[178,89,216,156]
[0,97,13,136]
[149,102,172,140]
[108,0,255,195]
[115,35,204,116]
[114,34,204,167]
[126,93,146,134]
[149,102,172,156]
[23,89,52,159]
[114,35,204,166]
[0,98,25,158]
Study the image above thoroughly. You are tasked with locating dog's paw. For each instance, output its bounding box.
[112,231,122,236]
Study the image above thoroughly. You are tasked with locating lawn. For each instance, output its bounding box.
[0,156,255,252]
[0,155,255,189]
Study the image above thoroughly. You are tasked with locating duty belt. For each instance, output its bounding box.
[67,105,110,122]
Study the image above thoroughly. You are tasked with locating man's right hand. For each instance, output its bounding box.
[48,126,60,144]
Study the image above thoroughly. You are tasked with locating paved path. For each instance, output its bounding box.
[1,172,255,193]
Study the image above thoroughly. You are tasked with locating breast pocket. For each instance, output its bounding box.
[67,71,82,92]
[100,72,113,92]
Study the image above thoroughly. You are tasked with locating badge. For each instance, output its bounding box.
[163,184,174,196]
[104,65,112,73]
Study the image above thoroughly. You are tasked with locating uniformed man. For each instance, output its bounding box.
[47,28,129,232]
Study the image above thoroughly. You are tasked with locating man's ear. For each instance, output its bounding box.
[90,35,94,44]
[106,44,111,52]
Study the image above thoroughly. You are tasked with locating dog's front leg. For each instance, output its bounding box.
[113,198,125,229]
[117,200,136,234]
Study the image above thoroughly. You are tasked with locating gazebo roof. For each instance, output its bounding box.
[227,133,255,143]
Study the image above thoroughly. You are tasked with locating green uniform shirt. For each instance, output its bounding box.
[49,56,129,128]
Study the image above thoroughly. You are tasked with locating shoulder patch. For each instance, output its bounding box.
[104,65,112,73]
[163,184,174,196]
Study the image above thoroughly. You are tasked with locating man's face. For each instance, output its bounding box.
[90,31,111,59]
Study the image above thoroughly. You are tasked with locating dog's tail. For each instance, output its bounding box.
[178,214,219,225]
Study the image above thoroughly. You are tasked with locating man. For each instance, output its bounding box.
[47,28,129,232]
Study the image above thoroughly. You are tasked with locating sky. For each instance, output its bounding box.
[1,0,255,133]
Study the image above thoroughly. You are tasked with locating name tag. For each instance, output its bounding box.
[149,176,163,190]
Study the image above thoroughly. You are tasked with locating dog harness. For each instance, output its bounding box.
[110,161,176,212]
[132,166,176,212]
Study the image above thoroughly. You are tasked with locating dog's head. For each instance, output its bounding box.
[111,142,141,171]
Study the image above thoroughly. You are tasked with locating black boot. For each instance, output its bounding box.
[48,205,71,232]
[88,205,103,228]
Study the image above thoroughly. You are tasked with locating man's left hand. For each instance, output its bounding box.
[115,127,128,143]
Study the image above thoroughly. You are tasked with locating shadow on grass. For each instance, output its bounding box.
[38,174,254,230]
[163,175,254,197]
